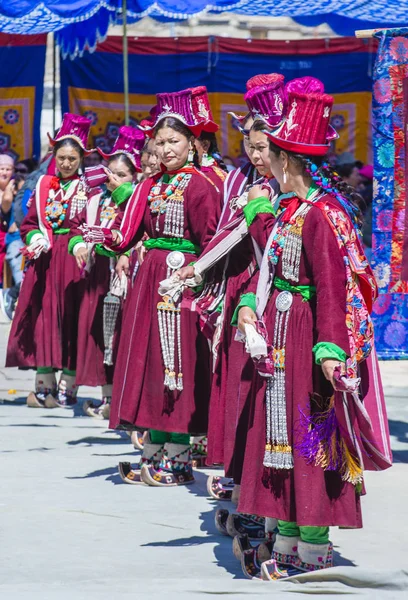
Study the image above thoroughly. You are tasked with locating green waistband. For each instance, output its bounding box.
[274,277,316,301]
[53,228,70,235]
[143,237,200,255]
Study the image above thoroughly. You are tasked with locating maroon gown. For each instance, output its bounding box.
[109,171,221,434]
[6,177,88,371]
[237,197,363,528]
[71,188,130,387]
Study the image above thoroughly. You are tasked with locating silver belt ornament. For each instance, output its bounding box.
[263,290,294,470]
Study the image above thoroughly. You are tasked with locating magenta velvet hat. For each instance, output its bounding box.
[228,73,286,132]
[264,91,336,156]
[189,86,219,133]
[48,113,93,155]
[97,125,145,171]
[139,89,204,137]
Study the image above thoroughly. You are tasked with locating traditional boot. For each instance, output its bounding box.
[295,540,334,572]
[83,385,112,419]
[191,435,207,468]
[233,533,253,561]
[27,373,57,408]
[226,513,265,540]
[207,475,234,501]
[231,483,241,506]
[214,508,229,535]
[118,433,164,485]
[45,373,77,408]
[141,442,195,486]
[241,547,262,579]
[270,533,300,567]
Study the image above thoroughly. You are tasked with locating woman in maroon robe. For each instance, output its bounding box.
[6,113,93,408]
[234,88,391,577]
[69,126,144,419]
[81,88,221,486]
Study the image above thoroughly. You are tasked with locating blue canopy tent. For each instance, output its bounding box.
[0,1,407,56]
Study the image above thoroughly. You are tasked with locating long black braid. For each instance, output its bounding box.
[268,141,363,229]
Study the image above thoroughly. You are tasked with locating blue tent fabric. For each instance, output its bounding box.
[1,1,408,57]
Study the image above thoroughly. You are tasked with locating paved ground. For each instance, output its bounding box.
[0,320,408,599]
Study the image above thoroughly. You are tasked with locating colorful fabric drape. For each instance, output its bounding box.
[0,33,46,161]
[371,28,408,358]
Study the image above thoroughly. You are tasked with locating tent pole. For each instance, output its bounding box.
[355,28,398,38]
[123,0,129,125]
[52,33,56,133]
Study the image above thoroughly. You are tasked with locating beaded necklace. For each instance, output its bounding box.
[148,171,192,236]
[45,177,71,229]
[268,188,320,282]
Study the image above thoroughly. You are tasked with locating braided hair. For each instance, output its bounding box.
[197,131,228,172]
[268,141,363,228]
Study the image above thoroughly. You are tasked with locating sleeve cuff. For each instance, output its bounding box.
[111,182,133,206]
[243,196,276,227]
[68,235,85,255]
[313,342,348,365]
[231,292,257,327]
[25,229,43,245]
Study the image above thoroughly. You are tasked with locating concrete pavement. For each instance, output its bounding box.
[1,320,408,599]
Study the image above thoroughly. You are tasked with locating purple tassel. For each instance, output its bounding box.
[296,402,344,472]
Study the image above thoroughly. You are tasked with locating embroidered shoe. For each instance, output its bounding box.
[206,475,234,501]
[214,509,229,536]
[232,534,253,561]
[140,464,195,487]
[83,397,111,419]
[130,430,145,451]
[261,559,300,581]
[118,462,145,485]
[226,513,266,540]
[27,391,47,408]
[241,548,262,579]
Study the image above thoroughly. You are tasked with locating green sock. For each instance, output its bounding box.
[149,429,170,445]
[299,526,330,545]
[62,369,76,376]
[277,520,300,538]
[169,432,190,445]
[37,367,54,375]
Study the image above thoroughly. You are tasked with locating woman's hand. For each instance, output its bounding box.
[248,184,269,203]
[321,359,346,388]
[175,265,195,281]
[116,254,130,278]
[1,179,16,213]
[75,247,88,270]
[105,170,122,192]
[237,306,257,335]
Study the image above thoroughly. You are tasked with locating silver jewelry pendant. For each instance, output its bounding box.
[275,290,293,312]
[166,251,185,271]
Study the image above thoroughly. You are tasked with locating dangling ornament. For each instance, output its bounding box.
[188,145,194,163]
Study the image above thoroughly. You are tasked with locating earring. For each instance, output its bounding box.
[202,152,210,167]
[283,168,287,184]
[188,145,194,163]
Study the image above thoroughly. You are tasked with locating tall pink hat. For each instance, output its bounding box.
[97,125,145,171]
[48,112,93,155]
[188,86,219,133]
[264,92,336,156]
[229,73,286,132]
[284,76,338,143]
[139,89,204,138]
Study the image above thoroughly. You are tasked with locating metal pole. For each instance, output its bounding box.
[52,33,56,133]
[123,0,129,125]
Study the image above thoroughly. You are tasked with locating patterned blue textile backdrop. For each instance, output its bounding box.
[371,28,408,359]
